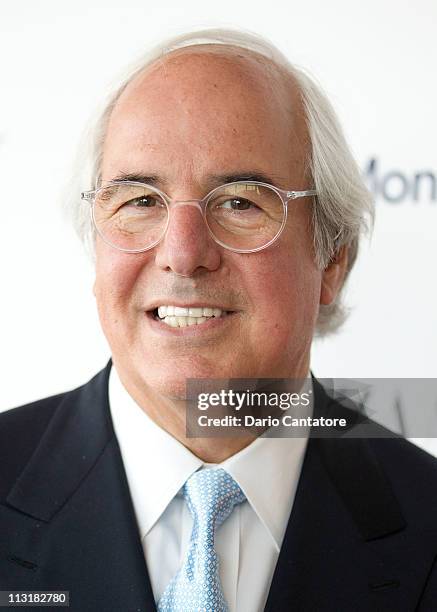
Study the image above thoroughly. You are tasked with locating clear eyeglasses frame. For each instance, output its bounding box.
[80,180,317,254]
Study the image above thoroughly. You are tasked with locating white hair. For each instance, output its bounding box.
[68,27,374,335]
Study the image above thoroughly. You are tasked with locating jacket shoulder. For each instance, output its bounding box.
[0,364,112,501]
[0,393,68,497]
[0,391,67,442]
[369,435,437,497]
[319,380,437,493]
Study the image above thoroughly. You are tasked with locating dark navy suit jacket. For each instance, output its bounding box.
[1,362,437,611]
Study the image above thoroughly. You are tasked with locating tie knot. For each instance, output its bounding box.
[183,468,246,531]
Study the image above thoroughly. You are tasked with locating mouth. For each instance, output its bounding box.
[148,305,235,328]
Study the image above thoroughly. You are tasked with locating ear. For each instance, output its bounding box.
[320,245,349,305]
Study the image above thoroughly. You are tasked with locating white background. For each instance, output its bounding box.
[1,0,436,450]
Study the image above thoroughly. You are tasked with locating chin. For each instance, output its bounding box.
[143,366,225,402]
[153,378,190,401]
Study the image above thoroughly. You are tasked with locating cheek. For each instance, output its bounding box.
[242,248,322,359]
[94,244,147,321]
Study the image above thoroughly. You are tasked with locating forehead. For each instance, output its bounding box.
[101,46,309,185]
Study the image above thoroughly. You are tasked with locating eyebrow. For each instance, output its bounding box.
[108,170,285,190]
[207,172,282,187]
[108,172,166,187]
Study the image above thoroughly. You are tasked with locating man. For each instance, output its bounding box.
[1,29,437,611]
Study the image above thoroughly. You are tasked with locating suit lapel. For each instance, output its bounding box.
[4,363,157,612]
[264,378,429,611]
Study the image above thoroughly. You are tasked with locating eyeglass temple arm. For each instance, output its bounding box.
[285,189,317,199]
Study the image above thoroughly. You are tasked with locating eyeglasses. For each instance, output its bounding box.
[81,180,317,254]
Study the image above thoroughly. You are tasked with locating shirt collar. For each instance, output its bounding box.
[220,429,309,551]
[109,365,311,552]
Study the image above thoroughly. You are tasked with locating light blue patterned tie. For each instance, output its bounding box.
[157,468,246,612]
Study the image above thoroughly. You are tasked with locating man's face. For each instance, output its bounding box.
[95,49,327,399]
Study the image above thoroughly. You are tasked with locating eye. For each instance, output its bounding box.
[218,198,259,212]
[124,195,162,208]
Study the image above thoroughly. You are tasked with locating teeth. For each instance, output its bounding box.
[188,307,203,317]
[155,305,225,326]
[158,306,179,317]
[163,315,212,327]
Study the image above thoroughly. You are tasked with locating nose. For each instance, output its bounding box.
[154,199,221,276]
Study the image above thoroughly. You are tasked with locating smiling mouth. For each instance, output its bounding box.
[150,305,233,328]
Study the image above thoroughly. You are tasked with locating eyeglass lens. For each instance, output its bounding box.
[92,182,285,251]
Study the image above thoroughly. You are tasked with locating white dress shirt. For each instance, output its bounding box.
[109,367,311,612]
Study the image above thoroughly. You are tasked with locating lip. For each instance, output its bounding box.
[145,301,236,312]
[145,308,238,336]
